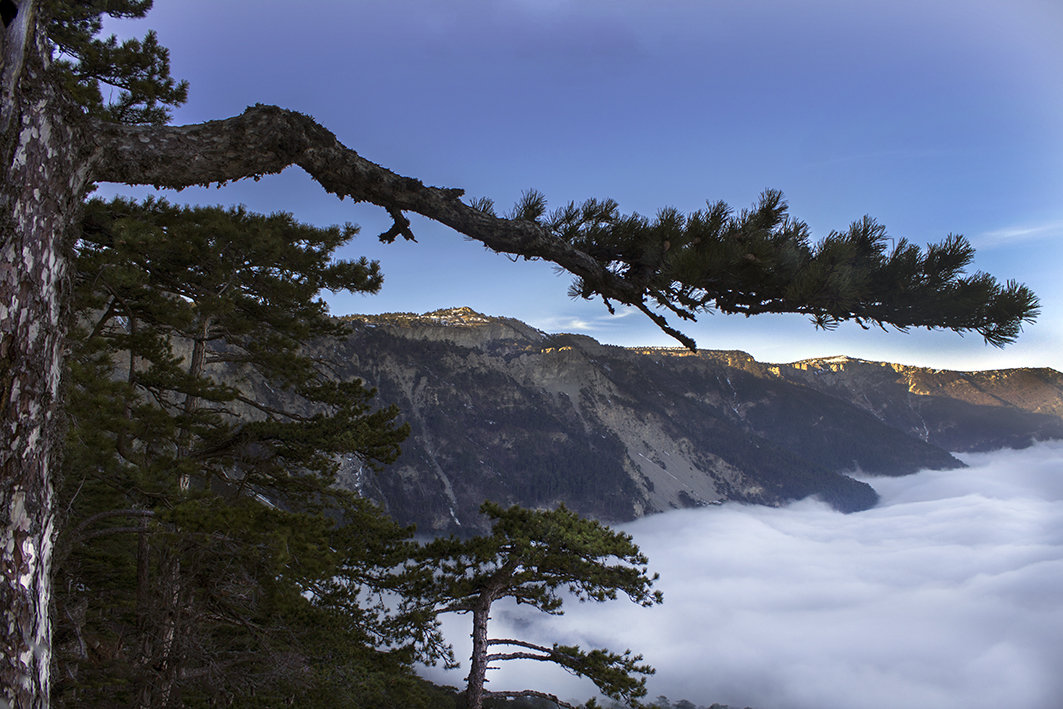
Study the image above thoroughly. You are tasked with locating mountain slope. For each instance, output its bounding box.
[774,356,1063,451]
[305,308,1063,535]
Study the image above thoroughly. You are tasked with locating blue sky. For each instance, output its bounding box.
[99,0,1063,370]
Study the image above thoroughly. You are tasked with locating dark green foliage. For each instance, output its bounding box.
[67,196,398,491]
[418,502,662,613]
[410,503,662,709]
[44,0,188,124]
[532,189,1039,348]
[425,502,661,613]
[53,198,428,706]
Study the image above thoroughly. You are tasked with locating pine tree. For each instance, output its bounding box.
[410,502,663,709]
[54,197,425,707]
[0,3,1040,704]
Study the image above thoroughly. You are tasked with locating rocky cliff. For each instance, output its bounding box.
[306,308,1063,535]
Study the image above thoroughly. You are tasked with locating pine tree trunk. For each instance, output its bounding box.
[1,4,93,705]
[130,320,213,707]
[137,545,186,709]
[465,602,492,709]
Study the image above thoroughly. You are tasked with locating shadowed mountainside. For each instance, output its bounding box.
[274,308,1063,535]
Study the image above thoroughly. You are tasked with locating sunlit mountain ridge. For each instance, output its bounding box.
[239,307,1063,535]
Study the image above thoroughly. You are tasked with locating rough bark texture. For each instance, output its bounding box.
[1,8,96,707]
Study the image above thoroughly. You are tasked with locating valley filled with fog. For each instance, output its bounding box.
[422,441,1063,709]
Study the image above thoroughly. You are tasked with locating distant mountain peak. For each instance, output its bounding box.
[804,355,855,364]
[342,307,547,350]
[423,306,492,323]
[791,355,868,368]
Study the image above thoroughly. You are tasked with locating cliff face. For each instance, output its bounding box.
[774,356,1063,452]
[310,308,1063,535]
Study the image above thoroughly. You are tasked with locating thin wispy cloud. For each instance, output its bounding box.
[605,307,638,321]
[422,442,1063,709]
[558,318,597,332]
[530,306,638,334]
[975,220,1063,248]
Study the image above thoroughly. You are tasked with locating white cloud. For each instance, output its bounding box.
[560,318,597,332]
[421,442,1063,709]
[530,307,638,334]
[604,306,638,320]
[975,220,1063,248]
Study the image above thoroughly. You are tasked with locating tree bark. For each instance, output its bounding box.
[465,601,492,709]
[1,5,98,706]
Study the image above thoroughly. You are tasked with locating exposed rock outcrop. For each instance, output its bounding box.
[305,308,1063,535]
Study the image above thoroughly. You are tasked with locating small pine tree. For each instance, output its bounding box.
[410,502,663,709]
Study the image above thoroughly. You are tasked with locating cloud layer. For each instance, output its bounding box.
[422,441,1063,709]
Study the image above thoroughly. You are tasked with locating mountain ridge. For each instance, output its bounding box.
[309,308,1063,535]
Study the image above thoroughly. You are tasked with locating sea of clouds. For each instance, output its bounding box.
[421,440,1063,709]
